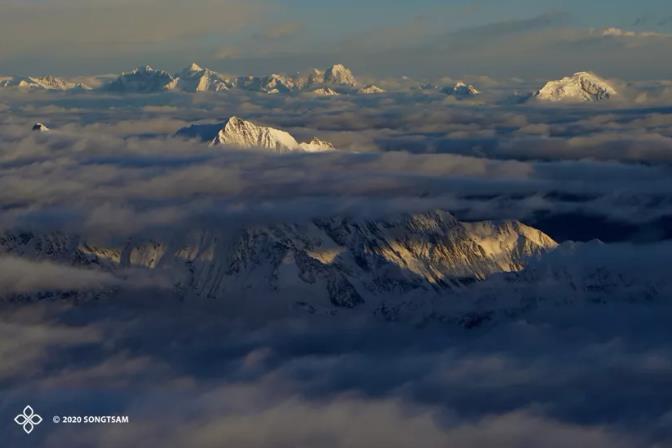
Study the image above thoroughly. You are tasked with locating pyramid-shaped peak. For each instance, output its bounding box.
[204,116,335,153]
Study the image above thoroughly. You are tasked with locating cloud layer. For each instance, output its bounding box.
[2,298,671,447]
[2,80,672,447]
[1,88,672,243]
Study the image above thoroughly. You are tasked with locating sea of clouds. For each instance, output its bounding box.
[1,86,672,447]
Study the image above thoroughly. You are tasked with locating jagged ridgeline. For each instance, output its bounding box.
[0,211,556,313]
[1,62,628,103]
[101,63,367,94]
[0,62,385,95]
[177,116,335,152]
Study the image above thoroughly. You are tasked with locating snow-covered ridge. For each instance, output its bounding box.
[358,84,385,95]
[103,65,177,93]
[322,63,358,87]
[452,239,672,327]
[18,75,91,91]
[309,87,340,97]
[0,210,557,309]
[443,81,480,98]
[0,75,92,91]
[173,62,234,92]
[299,137,335,152]
[0,62,357,95]
[535,72,618,103]
[93,62,362,94]
[210,117,335,152]
[5,213,672,326]
[177,117,335,152]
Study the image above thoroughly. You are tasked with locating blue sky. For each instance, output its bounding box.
[257,0,672,37]
[1,0,671,78]
[280,0,671,28]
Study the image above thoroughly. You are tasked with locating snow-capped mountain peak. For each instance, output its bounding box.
[444,81,480,98]
[323,64,358,87]
[136,65,156,73]
[212,116,299,150]
[299,137,336,152]
[208,117,335,152]
[535,71,618,102]
[174,63,233,92]
[1,63,366,95]
[104,65,177,92]
[358,84,385,95]
[32,122,50,132]
[234,73,297,94]
[13,75,91,91]
[186,62,204,73]
[310,87,340,97]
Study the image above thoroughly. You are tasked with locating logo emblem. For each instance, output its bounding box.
[14,405,43,434]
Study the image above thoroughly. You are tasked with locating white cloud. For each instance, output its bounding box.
[599,27,667,38]
[0,256,117,295]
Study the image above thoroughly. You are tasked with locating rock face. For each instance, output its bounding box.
[535,72,618,102]
[103,65,177,93]
[32,122,50,132]
[211,116,301,151]
[236,64,359,94]
[179,117,336,152]
[0,210,557,310]
[17,75,91,91]
[298,137,336,152]
[322,64,358,87]
[5,212,672,326]
[5,63,362,95]
[309,87,340,97]
[174,63,234,92]
[0,75,90,90]
[444,82,480,98]
[449,239,672,327]
[236,73,297,94]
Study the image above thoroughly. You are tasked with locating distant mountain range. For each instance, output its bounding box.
[100,63,370,95]
[0,64,630,103]
[0,75,92,91]
[0,63,367,94]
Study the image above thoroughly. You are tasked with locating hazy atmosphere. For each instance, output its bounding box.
[1,1,672,447]
[2,0,672,78]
